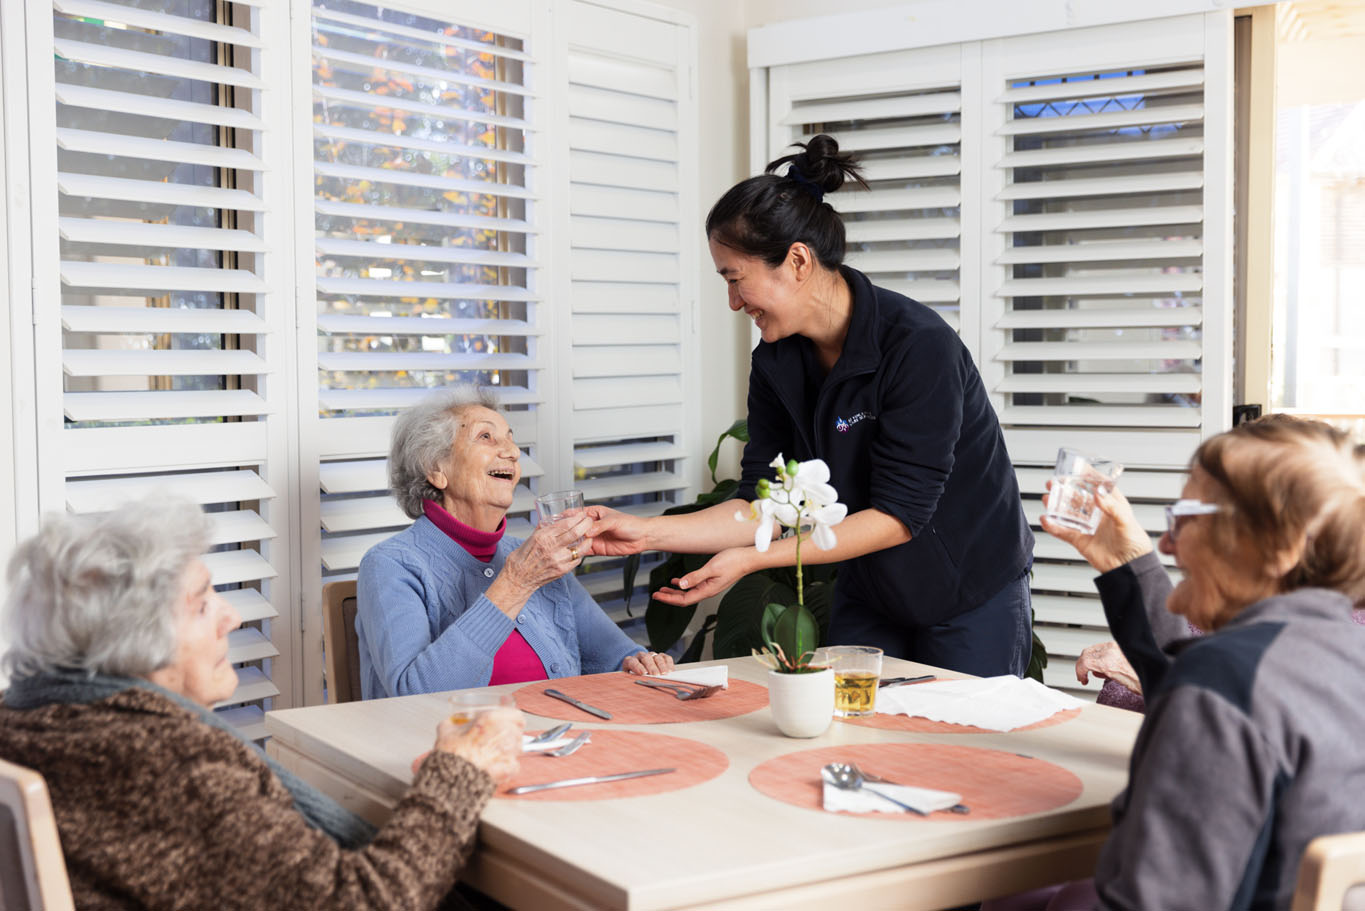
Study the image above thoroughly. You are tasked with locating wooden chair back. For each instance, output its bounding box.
[1294,831,1365,911]
[0,757,74,911]
[322,579,363,704]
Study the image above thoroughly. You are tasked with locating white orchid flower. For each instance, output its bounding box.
[753,496,799,551]
[806,502,848,550]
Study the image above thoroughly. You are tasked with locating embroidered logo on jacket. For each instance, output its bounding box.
[835,412,876,433]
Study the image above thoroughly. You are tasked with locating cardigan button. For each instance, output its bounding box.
[516,615,524,624]
[483,567,494,578]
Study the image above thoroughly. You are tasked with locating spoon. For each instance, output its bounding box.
[547,732,590,757]
[633,679,721,700]
[847,761,970,814]
[820,762,928,815]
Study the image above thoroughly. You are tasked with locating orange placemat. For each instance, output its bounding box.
[500,729,728,801]
[513,672,768,724]
[748,742,1083,821]
[842,706,1082,735]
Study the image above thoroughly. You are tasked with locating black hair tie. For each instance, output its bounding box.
[785,165,825,201]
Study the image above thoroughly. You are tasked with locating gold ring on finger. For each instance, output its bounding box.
[570,547,580,560]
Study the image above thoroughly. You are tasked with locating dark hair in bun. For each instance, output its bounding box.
[705,134,867,269]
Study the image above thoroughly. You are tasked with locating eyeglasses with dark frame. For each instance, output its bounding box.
[1164,499,1222,542]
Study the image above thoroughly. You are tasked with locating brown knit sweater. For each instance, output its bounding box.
[0,687,494,910]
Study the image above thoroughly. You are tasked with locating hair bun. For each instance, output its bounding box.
[766,133,867,195]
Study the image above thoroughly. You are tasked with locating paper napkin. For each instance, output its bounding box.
[648,665,729,688]
[822,781,961,815]
[876,675,1081,732]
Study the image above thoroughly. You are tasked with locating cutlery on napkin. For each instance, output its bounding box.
[521,734,575,753]
[646,665,728,688]
[821,780,962,815]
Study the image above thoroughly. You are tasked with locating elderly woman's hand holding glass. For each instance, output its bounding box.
[356,387,671,700]
[0,499,523,910]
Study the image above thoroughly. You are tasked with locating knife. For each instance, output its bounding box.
[878,674,936,688]
[506,768,676,795]
[543,688,612,720]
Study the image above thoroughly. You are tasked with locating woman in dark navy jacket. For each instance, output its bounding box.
[589,135,1034,676]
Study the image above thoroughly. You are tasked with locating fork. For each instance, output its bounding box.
[633,679,721,700]
[547,732,590,757]
[848,762,970,814]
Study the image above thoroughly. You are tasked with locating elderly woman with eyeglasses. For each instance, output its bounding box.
[356,387,672,700]
[983,415,1365,911]
[0,499,524,909]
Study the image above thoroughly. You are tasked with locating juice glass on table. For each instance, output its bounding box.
[448,692,517,727]
[817,646,883,717]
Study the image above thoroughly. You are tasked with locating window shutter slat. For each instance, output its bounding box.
[65,470,274,512]
[52,38,265,89]
[55,85,266,131]
[57,173,266,211]
[997,68,1204,102]
[63,350,269,377]
[60,304,267,334]
[56,129,266,171]
[314,199,533,234]
[60,262,268,294]
[52,0,264,46]
[59,219,269,253]
[312,85,529,131]
[64,390,271,422]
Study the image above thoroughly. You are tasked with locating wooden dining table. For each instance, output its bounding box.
[264,656,1142,911]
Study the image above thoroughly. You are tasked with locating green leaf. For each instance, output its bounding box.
[768,602,819,663]
[642,553,701,651]
[680,613,717,663]
[707,419,749,485]
[713,574,794,659]
[620,553,641,615]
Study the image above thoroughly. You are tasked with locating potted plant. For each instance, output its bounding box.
[741,454,846,737]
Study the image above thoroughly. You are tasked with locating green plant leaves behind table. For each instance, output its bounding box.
[712,565,834,661]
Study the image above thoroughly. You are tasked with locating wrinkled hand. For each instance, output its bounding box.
[1040,481,1152,574]
[425,706,524,784]
[584,505,649,557]
[501,512,591,593]
[1075,640,1141,694]
[652,547,750,607]
[622,651,675,676]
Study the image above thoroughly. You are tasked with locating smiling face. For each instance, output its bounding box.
[146,559,241,707]
[709,237,805,344]
[1158,468,1279,630]
[428,405,521,532]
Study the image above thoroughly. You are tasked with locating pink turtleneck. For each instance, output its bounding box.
[423,500,548,685]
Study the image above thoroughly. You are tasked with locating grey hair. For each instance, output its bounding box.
[1,498,210,679]
[389,386,502,519]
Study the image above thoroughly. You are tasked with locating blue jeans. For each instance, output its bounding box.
[828,569,1033,677]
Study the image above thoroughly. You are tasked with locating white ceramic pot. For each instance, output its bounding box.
[767,667,835,738]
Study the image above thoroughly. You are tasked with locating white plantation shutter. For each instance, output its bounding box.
[758,12,1234,695]
[980,16,1233,692]
[549,0,699,626]
[297,1,544,695]
[26,0,293,734]
[767,43,969,337]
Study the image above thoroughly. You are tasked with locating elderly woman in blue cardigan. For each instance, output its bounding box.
[357,388,673,699]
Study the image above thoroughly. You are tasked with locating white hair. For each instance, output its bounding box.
[2,498,210,679]
[389,386,502,519]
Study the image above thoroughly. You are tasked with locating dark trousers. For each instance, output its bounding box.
[828,569,1032,678]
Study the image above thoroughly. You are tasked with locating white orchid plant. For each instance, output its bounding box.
[736,455,848,674]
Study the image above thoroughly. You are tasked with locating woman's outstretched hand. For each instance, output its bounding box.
[1039,481,1153,574]
[652,548,751,607]
[583,505,649,557]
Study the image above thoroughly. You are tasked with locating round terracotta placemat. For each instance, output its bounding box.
[500,729,728,801]
[841,706,1082,735]
[748,742,1083,821]
[513,672,768,724]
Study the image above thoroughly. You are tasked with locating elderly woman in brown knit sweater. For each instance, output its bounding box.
[0,498,522,910]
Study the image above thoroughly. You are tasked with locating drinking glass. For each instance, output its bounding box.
[1044,447,1124,534]
[816,646,883,717]
[535,489,585,547]
[447,692,516,728]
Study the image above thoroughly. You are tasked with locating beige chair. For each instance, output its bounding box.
[0,757,74,911]
[1294,832,1365,911]
[322,579,363,704]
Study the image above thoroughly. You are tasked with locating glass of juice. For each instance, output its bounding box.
[447,691,516,728]
[817,646,883,717]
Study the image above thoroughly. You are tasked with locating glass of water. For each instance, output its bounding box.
[1044,447,1123,534]
[535,489,585,546]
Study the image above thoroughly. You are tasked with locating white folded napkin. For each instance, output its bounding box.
[648,665,728,688]
[876,675,1081,732]
[822,780,961,815]
[521,734,573,753]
